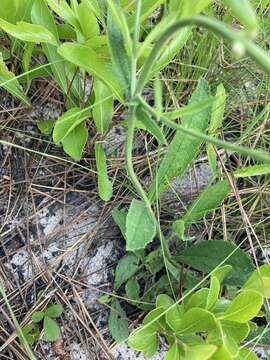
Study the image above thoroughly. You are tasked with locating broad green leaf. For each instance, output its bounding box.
[125,278,140,300]
[45,304,63,318]
[126,199,156,251]
[243,264,270,298]
[223,290,263,323]
[185,288,209,310]
[237,348,259,360]
[77,1,100,39]
[234,164,270,178]
[128,325,157,352]
[176,179,231,225]
[114,253,139,290]
[211,345,233,360]
[0,19,57,45]
[112,208,127,239]
[207,83,226,175]
[43,316,61,341]
[136,106,166,145]
[148,79,211,201]
[53,108,89,143]
[211,265,232,283]
[109,299,128,343]
[165,304,184,331]
[95,143,113,201]
[92,79,114,134]
[107,0,130,93]
[164,342,180,360]
[0,54,29,105]
[223,0,258,36]
[31,0,68,95]
[58,43,123,101]
[84,0,104,24]
[46,0,79,28]
[212,299,231,315]
[206,277,220,310]
[38,120,55,135]
[178,240,254,286]
[143,307,166,331]
[0,0,17,23]
[185,344,217,360]
[61,122,88,160]
[207,324,239,356]
[177,308,217,334]
[31,311,44,323]
[222,320,249,343]
[156,294,174,310]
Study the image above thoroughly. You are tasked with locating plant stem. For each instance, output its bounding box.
[136,15,270,95]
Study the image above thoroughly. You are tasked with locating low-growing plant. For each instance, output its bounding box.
[128,264,270,359]
[23,303,63,344]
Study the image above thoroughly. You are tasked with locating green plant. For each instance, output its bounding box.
[26,303,64,343]
[128,264,270,359]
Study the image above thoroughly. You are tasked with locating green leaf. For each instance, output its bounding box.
[221,320,250,343]
[44,304,63,318]
[207,83,226,175]
[185,344,217,360]
[177,179,231,225]
[112,208,127,239]
[53,108,89,143]
[31,311,44,323]
[206,277,220,310]
[178,240,254,286]
[185,288,209,310]
[43,316,61,342]
[149,79,211,201]
[61,122,88,160]
[128,325,157,352]
[77,1,100,39]
[37,120,55,135]
[234,164,270,178]
[114,253,139,290]
[166,304,184,331]
[57,43,123,101]
[211,265,232,283]
[0,54,29,105]
[164,342,180,360]
[92,79,114,135]
[223,290,263,323]
[156,294,174,310]
[143,307,166,331]
[107,0,130,94]
[136,106,166,145]
[211,345,233,360]
[126,199,156,251]
[243,264,270,298]
[46,0,79,28]
[237,348,259,360]
[176,308,217,334]
[31,0,68,95]
[109,299,128,343]
[95,143,113,201]
[125,278,140,300]
[0,19,58,45]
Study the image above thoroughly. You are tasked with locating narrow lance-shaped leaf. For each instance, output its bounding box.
[126,199,156,251]
[95,143,113,201]
[46,0,79,28]
[207,83,226,175]
[148,78,211,201]
[77,0,100,40]
[92,79,114,134]
[0,54,30,105]
[136,106,166,145]
[107,0,131,95]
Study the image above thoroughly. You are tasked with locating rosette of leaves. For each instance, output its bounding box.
[128,264,270,359]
